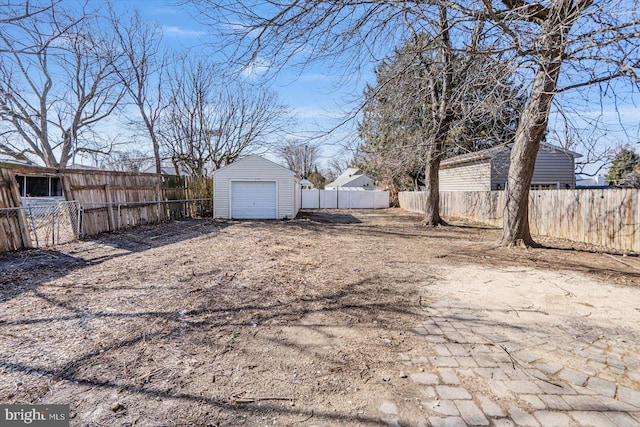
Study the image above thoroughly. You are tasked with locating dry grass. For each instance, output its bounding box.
[0,209,638,426]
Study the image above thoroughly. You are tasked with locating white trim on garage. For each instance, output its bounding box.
[212,155,298,219]
[229,180,278,219]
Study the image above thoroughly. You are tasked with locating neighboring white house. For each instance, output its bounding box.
[212,155,300,219]
[144,165,191,176]
[299,179,314,189]
[439,143,582,191]
[325,168,374,190]
[576,175,609,188]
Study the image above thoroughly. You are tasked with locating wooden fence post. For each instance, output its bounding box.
[156,181,162,222]
[5,169,33,249]
[104,184,115,231]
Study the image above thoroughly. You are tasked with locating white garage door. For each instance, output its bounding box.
[231,181,277,219]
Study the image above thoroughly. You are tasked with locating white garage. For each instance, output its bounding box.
[213,155,300,219]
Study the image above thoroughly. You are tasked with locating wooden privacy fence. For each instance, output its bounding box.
[61,170,212,237]
[399,189,640,253]
[0,168,32,251]
[0,164,214,251]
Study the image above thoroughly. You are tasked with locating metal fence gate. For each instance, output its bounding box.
[22,200,80,248]
[12,198,212,249]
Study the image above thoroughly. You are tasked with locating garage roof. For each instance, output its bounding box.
[212,155,296,176]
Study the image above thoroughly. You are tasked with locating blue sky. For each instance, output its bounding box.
[121,0,364,168]
[80,1,640,174]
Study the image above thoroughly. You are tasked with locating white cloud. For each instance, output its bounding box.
[241,57,271,78]
[151,8,179,15]
[161,26,206,37]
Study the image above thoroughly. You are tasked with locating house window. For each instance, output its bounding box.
[25,176,49,196]
[15,175,63,197]
[530,183,559,190]
[51,177,62,196]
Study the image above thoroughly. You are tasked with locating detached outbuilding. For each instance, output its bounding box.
[325,168,374,190]
[440,143,582,191]
[212,155,300,219]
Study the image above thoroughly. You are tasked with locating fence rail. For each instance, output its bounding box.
[77,198,212,237]
[399,189,640,253]
[0,164,214,252]
[301,189,390,209]
[0,198,212,250]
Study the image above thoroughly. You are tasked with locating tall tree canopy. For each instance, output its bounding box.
[193,0,639,244]
[0,4,125,167]
[358,33,523,196]
[605,147,640,184]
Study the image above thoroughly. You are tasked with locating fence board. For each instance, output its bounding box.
[301,189,390,209]
[0,168,33,251]
[0,165,213,252]
[60,170,213,237]
[400,189,640,253]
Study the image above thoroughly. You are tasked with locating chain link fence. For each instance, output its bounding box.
[10,198,213,249]
[21,200,80,248]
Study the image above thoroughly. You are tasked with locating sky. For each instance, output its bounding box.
[123,0,364,169]
[5,0,639,175]
[123,0,640,176]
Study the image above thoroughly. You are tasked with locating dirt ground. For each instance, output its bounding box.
[1,209,639,426]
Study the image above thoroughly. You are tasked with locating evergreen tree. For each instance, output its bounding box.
[358,34,523,195]
[307,166,327,189]
[606,148,640,185]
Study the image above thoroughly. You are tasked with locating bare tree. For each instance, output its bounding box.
[191,1,515,225]
[158,59,215,176]
[0,4,125,167]
[458,0,640,246]
[100,149,154,172]
[277,139,320,177]
[359,30,523,215]
[323,141,361,182]
[0,1,66,53]
[546,121,614,177]
[620,170,640,188]
[193,0,639,244]
[158,57,288,176]
[109,8,167,174]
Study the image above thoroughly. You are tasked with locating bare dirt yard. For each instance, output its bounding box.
[1,209,639,426]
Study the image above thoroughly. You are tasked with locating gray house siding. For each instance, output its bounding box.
[530,146,576,189]
[490,150,511,190]
[489,146,576,190]
[440,161,491,191]
[441,144,579,191]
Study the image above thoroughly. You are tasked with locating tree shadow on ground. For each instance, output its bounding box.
[0,218,230,303]
[296,210,363,224]
[0,274,422,425]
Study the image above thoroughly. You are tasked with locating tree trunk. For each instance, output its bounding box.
[140,109,162,174]
[172,158,181,176]
[501,63,562,246]
[152,135,162,174]
[500,1,578,246]
[424,145,446,226]
[423,4,452,227]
